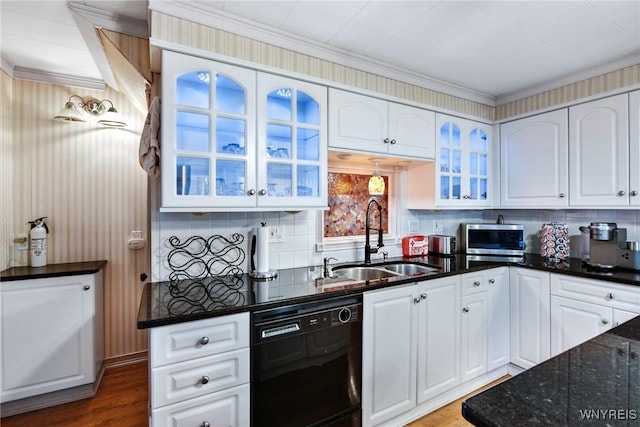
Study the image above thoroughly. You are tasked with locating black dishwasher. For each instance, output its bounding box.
[252,295,362,426]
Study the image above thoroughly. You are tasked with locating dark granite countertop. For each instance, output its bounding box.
[137,253,640,329]
[462,317,640,426]
[0,260,107,282]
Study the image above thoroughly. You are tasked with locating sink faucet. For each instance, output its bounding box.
[365,197,384,264]
[323,257,337,278]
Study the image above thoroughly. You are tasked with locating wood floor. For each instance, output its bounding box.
[0,362,506,427]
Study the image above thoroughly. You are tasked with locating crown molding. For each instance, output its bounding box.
[149,0,496,107]
[8,66,105,90]
[496,51,640,105]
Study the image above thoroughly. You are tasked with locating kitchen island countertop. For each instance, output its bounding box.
[137,253,640,329]
[462,316,640,426]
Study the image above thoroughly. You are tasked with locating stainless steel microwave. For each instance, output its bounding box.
[461,223,525,256]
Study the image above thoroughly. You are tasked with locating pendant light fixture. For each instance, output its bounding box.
[368,158,385,195]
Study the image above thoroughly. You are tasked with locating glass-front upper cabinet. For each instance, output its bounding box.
[161,50,256,210]
[435,113,492,207]
[256,73,327,209]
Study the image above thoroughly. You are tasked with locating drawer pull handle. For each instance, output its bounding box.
[488,278,495,284]
[201,422,210,427]
[607,293,615,300]
[200,375,210,385]
[462,307,470,313]
[199,337,210,345]
[473,281,481,287]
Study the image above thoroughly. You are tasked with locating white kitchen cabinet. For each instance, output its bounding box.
[417,276,461,403]
[486,268,509,371]
[460,292,488,382]
[363,276,460,427]
[550,273,640,356]
[0,272,104,403]
[407,114,493,209]
[363,283,418,426]
[500,109,569,207]
[630,90,640,206]
[509,268,551,370]
[150,313,250,427]
[328,88,436,159]
[569,93,629,206]
[160,50,327,211]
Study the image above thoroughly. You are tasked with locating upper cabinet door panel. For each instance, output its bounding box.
[500,109,569,207]
[328,89,388,153]
[388,102,436,159]
[569,94,629,206]
[629,90,640,206]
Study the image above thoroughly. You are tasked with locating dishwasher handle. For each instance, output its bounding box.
[260,321,301,339]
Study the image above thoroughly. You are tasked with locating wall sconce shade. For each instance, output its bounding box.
[54,95,127,128]
[368,158,385,195]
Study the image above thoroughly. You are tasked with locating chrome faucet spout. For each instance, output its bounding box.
[365,197,384,264]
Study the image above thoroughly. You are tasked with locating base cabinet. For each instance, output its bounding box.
[149,313,250,427]
[509,268,551,369]
[550,273,640,356]
[363,276,461,427]
[0,272,104,403]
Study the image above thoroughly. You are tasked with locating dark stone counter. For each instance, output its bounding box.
[0,260,107,282]
[137,253,640,329]
[462,318,640,426]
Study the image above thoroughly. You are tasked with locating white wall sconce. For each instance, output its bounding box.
[54,95,127,128]
[368,158,385,195]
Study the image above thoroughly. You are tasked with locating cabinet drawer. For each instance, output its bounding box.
[550,274,640,312]
[152,348,249,408]
[461,272,486,295]
[151,313,249,368]
[152,383,250,427]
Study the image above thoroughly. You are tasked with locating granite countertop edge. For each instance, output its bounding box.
[0,260,108,282]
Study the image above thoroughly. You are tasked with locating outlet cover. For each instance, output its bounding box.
[433,221,443,233]
[269,226,284,243]
[409,220,420,234]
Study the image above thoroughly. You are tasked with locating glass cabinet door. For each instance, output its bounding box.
[439,122,462,201]
[258,73,327,208]
[162,51,256,209]
[468,128,489,201]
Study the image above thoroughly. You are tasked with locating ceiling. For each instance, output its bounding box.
[1,1,639,104]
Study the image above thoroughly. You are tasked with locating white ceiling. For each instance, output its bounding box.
[1,1,639,104]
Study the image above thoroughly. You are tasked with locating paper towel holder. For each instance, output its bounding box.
[249,223,277,280]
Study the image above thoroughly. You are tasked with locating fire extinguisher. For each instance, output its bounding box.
[28,217,49,267]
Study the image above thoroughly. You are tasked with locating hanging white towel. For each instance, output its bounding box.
[139,96,161,178]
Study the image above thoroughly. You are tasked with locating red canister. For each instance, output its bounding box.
[402,235,429,257]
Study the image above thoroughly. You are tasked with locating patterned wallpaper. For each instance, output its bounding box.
[5,76,149,362]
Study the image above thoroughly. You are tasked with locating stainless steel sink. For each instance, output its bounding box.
[331,266,400,281]
[331,262,440,281]
[383,263,440,276]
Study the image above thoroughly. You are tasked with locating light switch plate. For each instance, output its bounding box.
[269,226,284,242]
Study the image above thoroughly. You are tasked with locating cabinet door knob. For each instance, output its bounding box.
[559,193,565,198]
[473,281,481,287]
[618,190,626,196]
[390,139,396,145]
[488,278,495,284]
[383,138,390,144]
[201,422,210,427]
[607,293,615,300]
[200,375,210,385]
[631,191,638,196]
[83,285,91,291]
[463,195,472,199]
[414,297,422,304]
[247,189,256,196]
[462,307,470,313]
[258,189,267,196]
[421,293,427,300]
[199,336,209,345]
[601,319,609,325]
